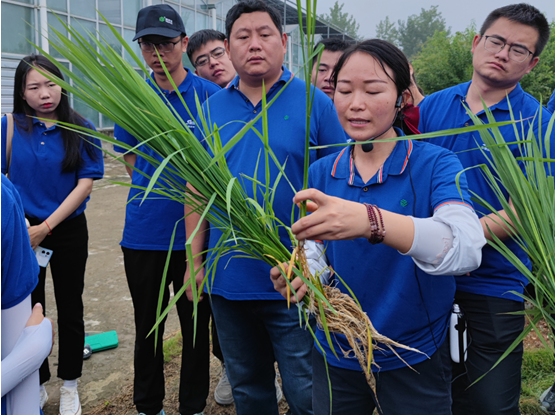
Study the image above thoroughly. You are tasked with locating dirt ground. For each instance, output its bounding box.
[40,153,290,415]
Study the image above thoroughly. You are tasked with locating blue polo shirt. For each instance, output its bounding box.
[1,174,39,310]
[419,81,554,301]
[197,67,346,299]
[113,70,220,250]
[547,90,555,114]
[1,116,104,221]
[310,131,474,372]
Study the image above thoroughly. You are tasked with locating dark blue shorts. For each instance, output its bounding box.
[312,336,452,415]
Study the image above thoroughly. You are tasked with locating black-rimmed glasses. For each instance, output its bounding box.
[483,36,534,63]
[138,39,182,54]
[194,47,226,67]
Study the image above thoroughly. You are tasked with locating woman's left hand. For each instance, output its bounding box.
[270,264,308,304]
[28,223,50,249]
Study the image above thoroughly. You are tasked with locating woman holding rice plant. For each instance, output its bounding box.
[1,54,104,415]
[270,40,486,415]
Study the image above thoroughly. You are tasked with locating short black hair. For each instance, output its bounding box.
[187,29,226,64]
[225,0,282,40]
[312,37,352,67]
[480,3,550,57]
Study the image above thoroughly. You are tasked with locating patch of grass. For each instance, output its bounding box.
[520,348,555,415]
[163,331,183,364]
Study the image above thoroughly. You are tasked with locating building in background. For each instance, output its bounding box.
[1,0,353,129]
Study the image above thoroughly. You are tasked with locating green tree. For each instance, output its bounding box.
[521,21,555,104]
[319,1,360,39]
[411,25,475,94]
[375,16,398,45]
[397,6,450,58]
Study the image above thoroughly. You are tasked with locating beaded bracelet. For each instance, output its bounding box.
[363,203,385,244]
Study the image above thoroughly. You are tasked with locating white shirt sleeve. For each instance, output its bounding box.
[304,240,331,284]
[1,318,52,397]
[401,203,486,275]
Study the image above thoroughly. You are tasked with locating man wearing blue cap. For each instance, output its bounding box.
[113,4,220,415]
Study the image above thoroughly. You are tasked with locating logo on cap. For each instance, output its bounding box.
[159,16,173,25]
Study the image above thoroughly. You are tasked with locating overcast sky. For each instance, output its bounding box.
[316,0,556,39]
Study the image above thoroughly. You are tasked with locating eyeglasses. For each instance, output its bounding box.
[138,39,182,54]
[194,47,226,67]
[483,36,534,63]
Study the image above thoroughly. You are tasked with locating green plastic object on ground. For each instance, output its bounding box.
[84,331,118,352]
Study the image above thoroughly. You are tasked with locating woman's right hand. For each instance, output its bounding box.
[184,265,205,302]
[28,223,49,249]
[270,264,308,304]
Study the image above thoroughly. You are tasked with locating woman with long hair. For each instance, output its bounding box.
[270,40,485,414]
[1,54,103,415]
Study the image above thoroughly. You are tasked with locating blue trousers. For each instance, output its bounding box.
[210,295,315,415]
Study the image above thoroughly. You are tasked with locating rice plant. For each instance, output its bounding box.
[458,102,555,375]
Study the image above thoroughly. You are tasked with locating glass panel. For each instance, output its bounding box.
[182,0,195,7]
[217,18,223,34]
[100,114,114,128]
[292,42,299,66]
[151,0,162,4]
[123,0,141,27]
[196,12,208,31]
[98,0,122,25]
[123,28,142,66]
[71,67,99,125]
[47,0,68,12]
[70,17,97,49]
[99,23,123,56]
[181,8,195,37]
[221,0,233,19]
[70,0,96,19]
[48,13,68,60]
[1,4,35,55]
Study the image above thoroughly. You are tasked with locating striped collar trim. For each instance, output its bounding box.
[330,134,414,185]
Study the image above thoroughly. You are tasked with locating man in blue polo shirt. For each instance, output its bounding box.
[184,1,345,414]
[113,5,220,415]
[418,4,553,415]
[547,90,555,113]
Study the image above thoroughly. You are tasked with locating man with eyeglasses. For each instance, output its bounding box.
[418,4,553,415]
[112,4,220,415]
[187,30,236,88]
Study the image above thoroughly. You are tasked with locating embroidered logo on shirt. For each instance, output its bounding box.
[400,199,408,207]
[186,119,195,130]
[284,115,289,120]
[159,16,173,25]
